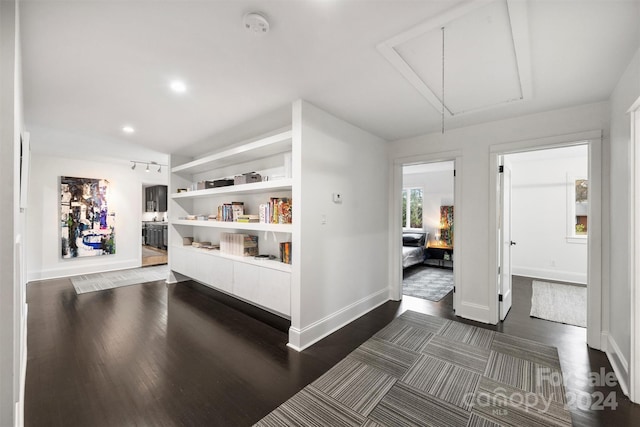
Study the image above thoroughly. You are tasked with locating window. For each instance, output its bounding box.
[567,176,587,242]
[402,187,423,229]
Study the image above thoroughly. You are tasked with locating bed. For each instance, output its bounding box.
[402,232,428,268]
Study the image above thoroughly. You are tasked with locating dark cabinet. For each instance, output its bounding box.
[145,185,167,212]
[145,223,167,249]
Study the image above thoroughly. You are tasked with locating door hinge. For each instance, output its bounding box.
[499,165,504,173]
[498,266,501,275]
[453,286,456,293]
[498,294,503,302]
[453,169,456,177]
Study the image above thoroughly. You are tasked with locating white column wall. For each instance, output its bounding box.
[607,47,640,394]
[289,100,389,350]
[0,0,25,424]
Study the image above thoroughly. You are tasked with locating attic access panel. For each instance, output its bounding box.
[379,0,531,116]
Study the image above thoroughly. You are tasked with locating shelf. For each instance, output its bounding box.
[171,219,293,233]
[171,130,292,175]
[172,245,292,273]
[171,179,292,199]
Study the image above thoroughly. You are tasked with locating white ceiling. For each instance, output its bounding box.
[20,0,640,157]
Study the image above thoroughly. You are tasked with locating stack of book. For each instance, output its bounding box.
[259,198,292,224]
[237,214,259,223]
[217,202,244,222]
[280,242,292,264]
[220,233,258,257]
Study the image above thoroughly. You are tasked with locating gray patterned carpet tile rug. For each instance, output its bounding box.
[71,264,169,294]
[403,266,454,302]
[256,311,572,427]
[530,280,587,328]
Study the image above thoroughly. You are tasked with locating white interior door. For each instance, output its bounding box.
[499,164,513,320]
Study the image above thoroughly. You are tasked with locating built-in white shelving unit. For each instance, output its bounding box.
[172,219,292,233]
[168,100,390,352]
[168,128,294,318]
[170,179,292,199]
[171,130,292,175]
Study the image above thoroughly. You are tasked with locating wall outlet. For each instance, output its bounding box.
[321,214,327,225]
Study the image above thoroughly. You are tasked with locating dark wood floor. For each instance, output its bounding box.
[25,275,639,426]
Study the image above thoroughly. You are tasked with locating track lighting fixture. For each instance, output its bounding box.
[130,160,167,173]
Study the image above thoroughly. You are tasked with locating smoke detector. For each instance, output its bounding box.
[243,12,270,35]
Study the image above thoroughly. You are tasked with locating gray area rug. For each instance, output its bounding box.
[403,266,453,301]
[256,311,571,426]
[531,280,587,328]
[71,265,169,294]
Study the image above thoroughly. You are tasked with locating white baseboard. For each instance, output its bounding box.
[27,259,141,282]
[287,288,390,351]
[167,270,190,284]
[512,266,587,285]
[456,302,492,324]
[16,303,27,427]
[603,331,630,397]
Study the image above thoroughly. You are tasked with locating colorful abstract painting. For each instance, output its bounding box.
[60,176,115,258]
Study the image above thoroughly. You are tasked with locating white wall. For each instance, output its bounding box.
[508,146,588,284]
[0,0,25,424]
[289,100,389,349]
[27,130,168,281]
[403,167,454,244]
[389,102,609,324]
[608,47,640,392]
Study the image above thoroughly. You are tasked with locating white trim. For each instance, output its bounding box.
[489,131,602,351]
[456,302,491,324]
[566,236,587,245]
[16,303,26,427]
[604,332,630,397]
[377,0,532,116]
[27,259,140,282]
[512,266,586,285]
[390,151,462,309]
[287,288,389,351]
[629,98,640,403]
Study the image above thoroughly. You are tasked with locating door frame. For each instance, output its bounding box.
[498,159,513,320]
[390,150,463,312]
[488,130,602,349]
[628,96,640,403]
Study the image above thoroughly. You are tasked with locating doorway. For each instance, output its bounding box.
[141,184,168,267]
[401,161,455,304]
[498,146,589,327]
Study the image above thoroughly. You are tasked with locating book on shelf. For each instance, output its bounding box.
[220,232,258,257]
[236,214,259,223]
[259,197,292,225]
[279,241,292,264]
[215,202,245,222]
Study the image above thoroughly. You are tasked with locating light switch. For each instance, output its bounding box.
[332,193,342,203]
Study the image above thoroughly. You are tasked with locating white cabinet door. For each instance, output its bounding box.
[258,268,291,316]
[233,262,260,303]
[189,251,214,285]
[170,247,189,276]
[209,256,233,294]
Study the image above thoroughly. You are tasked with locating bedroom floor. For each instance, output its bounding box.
[402,264,454,302]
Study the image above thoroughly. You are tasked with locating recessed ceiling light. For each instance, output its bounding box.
[169,80,187,94]
[122,126,135,134]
